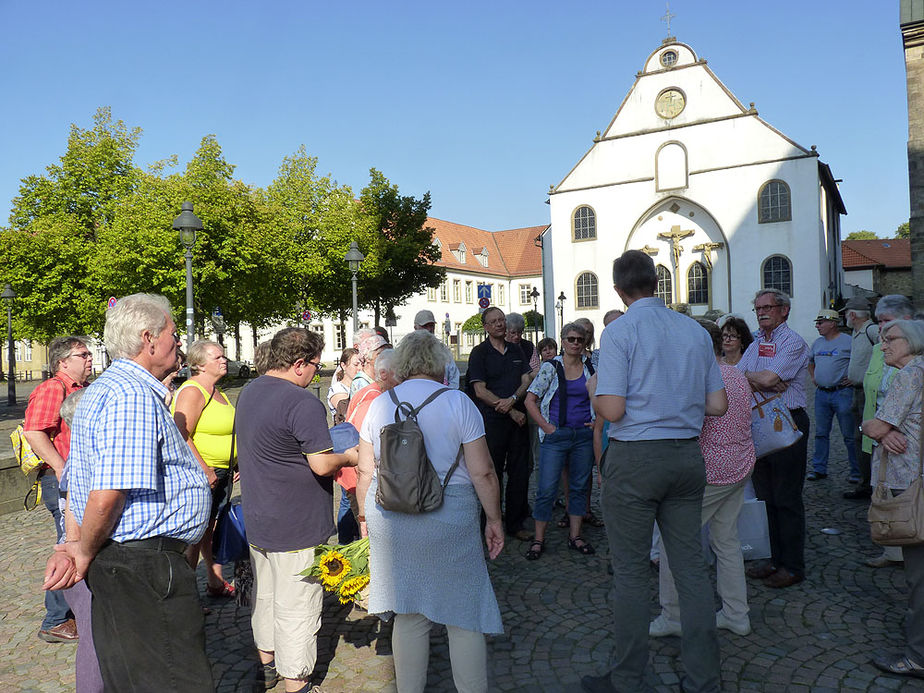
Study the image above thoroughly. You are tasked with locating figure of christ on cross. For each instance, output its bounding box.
[657,225,694,271]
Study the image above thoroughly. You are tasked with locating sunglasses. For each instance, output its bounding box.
[564,336,585,344]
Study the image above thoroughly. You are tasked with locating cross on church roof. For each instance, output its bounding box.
[661,2,676,38]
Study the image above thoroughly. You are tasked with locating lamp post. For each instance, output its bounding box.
[344,240,365,333]
[529,287,540,341]
[172,202,203,351]
[556,291,566,335]
[2,283,16,405]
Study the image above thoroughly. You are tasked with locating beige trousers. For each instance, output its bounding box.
[391,613,487,693]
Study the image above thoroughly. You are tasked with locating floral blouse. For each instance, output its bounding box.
[526,356,595,442]
[873,355,924,489]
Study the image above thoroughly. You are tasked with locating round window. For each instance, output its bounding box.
[660,50,678,68]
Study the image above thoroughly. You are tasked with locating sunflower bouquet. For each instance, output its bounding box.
[300,537,370,608]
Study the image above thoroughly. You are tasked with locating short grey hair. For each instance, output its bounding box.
[353,327,376,347]
[847,309,871,322]
[187,340,223,374]
[560,321,588,342]
[875,295,914,322]
[506,313,526,333]
[393,330,449,382]
[374,348,398,383]
[883,319,924,355]
[59,389,87,426]
[753,288,791,310]
[48,336,90,374]
[104,294,173,359]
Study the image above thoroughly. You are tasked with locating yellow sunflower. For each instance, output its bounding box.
[318,551,351,587]
[339,574,370,598]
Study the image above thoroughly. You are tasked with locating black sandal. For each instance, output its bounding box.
[556,512,569,528]
[525,539,545,560]
[583,511,605,528]
[568,535,596,555]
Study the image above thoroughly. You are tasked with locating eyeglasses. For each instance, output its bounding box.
[721,334,739,341]
[306,360,323,371]
[564,336,584,344]
[69,351,92,360]
[171,332,181,343]
[753,304,781,313]
[880,336,907,346]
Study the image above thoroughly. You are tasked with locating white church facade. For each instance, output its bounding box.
[542,39,846,337]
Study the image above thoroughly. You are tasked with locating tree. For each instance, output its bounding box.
[357,169,444,324]
[896,222,910,239]
[462,313,485,333]
[845,230,878,240]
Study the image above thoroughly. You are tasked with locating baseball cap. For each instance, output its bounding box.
[842,296,871,312]
[815,309,840,322]
[358,335,388,360]
[414,309,436,327]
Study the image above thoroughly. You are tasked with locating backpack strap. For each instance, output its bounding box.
[388,386,451,423]
[441,446,464,488]
[865,322,877,346]
[584,357,595,376]
[553,360,568,427]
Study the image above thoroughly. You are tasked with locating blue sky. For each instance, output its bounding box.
[0,1,909,237]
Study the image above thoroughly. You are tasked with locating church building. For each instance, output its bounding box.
[543,38,847,336]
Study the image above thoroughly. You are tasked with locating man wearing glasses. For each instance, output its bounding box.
[236,327,358,691]
[24,335,93,643]
[737,288,811,588]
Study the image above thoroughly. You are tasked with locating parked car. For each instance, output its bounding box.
[225,359,252,378]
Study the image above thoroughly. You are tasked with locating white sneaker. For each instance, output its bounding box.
[716,610,751,636]
[648,613,682,637]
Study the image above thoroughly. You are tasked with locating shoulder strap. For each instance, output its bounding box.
[554,360,567,426]
[389,386,451,423]
[441,446,464,489]
[585,357,595,376]
[865,323,876,346]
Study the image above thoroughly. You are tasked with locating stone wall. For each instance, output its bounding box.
[902,7,924,305]
[874,267,914,297]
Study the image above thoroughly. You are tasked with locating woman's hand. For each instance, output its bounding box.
[882,429,908,455]
[359,520,368,539]
[205,467,218,489]
[542,423,557,436]
[484,519,504,560]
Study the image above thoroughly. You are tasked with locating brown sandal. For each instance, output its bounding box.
[525,540,545,560]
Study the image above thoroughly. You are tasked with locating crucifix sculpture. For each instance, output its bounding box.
[693,241,725,310]
[661,2,675,37]
[657,225,694,304]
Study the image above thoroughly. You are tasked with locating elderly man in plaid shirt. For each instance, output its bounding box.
[61,294,213,691]
[24,335,92,643]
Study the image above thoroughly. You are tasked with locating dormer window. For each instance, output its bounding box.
[450,242,467,263]
[475,246,489,267]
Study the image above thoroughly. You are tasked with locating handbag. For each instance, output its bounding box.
[868,409,924,546]
[212,421,249,564]
[749,392,802,459]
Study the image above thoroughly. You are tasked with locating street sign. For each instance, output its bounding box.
[477,284,492,299]
[107,296,117,309]
[478,297,490,309]
[302,310,312,322]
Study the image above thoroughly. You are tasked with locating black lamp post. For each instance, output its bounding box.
[529,287,540,341]
[172,202,203,351]
[2,283,16,405]
[344,241,365,333]
[556,291,566,335]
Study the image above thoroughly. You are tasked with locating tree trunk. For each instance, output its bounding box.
[251,324,259,354]
[234,323,241,360]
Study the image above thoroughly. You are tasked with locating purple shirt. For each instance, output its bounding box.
[736,321,810,410]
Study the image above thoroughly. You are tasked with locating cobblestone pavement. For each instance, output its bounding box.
[1,382,923,691]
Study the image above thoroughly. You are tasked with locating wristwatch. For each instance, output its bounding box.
[510,393,518,402]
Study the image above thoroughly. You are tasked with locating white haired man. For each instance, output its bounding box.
[64,293,213,690]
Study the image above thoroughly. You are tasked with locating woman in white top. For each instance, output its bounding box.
[356,330,504,693]
[327,348,360,418]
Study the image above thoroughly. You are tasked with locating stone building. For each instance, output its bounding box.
[542,38,846,337]
[841,238,911,298]
[901,0,924,304]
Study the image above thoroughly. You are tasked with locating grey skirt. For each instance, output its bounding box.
[364,477,504,635]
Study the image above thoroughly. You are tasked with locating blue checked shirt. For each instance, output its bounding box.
[67,359,210,544]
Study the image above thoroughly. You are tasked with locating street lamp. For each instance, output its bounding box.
[173,202,202,351]
[344,240,365,333]
[529,287,540,341]
[556,291,566,335]
[2,283,16,405]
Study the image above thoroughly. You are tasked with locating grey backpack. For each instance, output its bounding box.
[375,387,462,514]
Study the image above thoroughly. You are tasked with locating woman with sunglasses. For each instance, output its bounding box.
[720,316,754,366]
[523,322,596,559]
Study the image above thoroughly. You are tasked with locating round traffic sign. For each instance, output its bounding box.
[302,310,312,322]
[478,297,490,309]
[107,296,117,309]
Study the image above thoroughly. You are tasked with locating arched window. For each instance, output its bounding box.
[758,180,792,223]
[762,256,793,296]
[656,142,688,191]
[687,262,708,304]
[576,272,599,309]
[655,265,673,304]
[573,206,596,241]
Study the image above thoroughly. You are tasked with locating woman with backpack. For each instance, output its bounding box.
[523,322,596,560]
[356,330,503,693]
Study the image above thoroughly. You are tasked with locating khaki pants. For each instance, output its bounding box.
[392,613,487,693]
[250,545,324,681]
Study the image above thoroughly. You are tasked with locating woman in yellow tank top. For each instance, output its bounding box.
[172,340,236,598]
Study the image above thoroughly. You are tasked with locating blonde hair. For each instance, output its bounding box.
[187,340,223,374]
[393,330,449,382]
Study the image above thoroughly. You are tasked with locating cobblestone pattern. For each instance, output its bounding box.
[1,384,923,691]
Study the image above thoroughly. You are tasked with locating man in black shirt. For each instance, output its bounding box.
[467,307,534,540]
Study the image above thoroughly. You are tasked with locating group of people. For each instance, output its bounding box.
[26,256,924,691]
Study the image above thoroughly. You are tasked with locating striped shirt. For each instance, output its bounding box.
[736,321,810,410]
[67,359,210,544]
[596,297,725,441]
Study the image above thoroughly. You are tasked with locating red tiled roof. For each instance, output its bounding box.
[841,239,910,269]
[425,217,546,278]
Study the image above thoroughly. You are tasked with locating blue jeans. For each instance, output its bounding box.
[41,473,72,630]
[812,387,858,476]
[533,427,593,522]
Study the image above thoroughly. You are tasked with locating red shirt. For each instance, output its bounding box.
[337,382,385,492]
[24,373,87,462]
[699,364,756,485]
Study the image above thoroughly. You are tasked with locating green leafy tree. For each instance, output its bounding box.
[462,313,485,333]
[896,222,910,239]
[845,230,878,240]
[357,169,444,324]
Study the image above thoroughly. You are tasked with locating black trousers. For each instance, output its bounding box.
[853,387,873,492]
[751,407,811,577]
[87,540,214,692]
[483,415,531,534]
